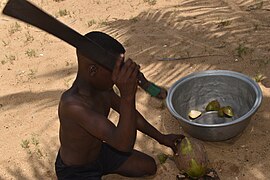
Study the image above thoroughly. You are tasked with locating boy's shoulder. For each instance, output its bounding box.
[59,91,95,121]
[60,88,78,103]
[59,89,86,109]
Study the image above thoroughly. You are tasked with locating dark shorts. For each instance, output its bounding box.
[55,143,131,180]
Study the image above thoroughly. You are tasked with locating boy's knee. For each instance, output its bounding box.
[145,156,157,176]
[150,161,157,176]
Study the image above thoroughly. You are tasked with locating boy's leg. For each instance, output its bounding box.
[112,150,157,177]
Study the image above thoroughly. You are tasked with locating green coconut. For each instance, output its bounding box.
[174,137,208,179]
[205,100,221,111]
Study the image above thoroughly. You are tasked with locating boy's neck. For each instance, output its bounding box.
[73,77,100,97]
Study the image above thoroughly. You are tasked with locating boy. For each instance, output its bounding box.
[55,31,184,179]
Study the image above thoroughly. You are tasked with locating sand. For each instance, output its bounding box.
[0,0,270,179]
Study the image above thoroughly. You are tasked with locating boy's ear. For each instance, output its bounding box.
[88,64,98,77]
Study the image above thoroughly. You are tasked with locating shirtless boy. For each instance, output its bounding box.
[55,31,184,179]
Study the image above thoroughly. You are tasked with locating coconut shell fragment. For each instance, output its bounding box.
[223,106,234,117]
[205,100,221,111]
[217,108,225,117]
[218,106,234,117]
[157,153,168,164]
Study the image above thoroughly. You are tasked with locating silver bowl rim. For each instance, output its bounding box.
[166,70,263,128]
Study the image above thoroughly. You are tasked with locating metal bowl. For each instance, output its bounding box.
[166,70,262,141]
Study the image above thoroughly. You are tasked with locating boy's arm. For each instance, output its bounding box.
[111,91,161,141]
[111,91,184,151]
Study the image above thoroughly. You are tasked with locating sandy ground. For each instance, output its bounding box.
[0,0,270,179]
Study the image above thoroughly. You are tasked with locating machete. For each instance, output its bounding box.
[2,0,167,99]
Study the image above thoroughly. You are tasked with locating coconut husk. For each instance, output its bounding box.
[174,137,209,178]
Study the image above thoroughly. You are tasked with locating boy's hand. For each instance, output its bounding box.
[112,54,140,99]
[160,134,185,154]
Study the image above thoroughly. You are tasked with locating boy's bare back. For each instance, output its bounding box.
[58,84,113,166]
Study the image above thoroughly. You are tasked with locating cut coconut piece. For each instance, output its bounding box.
[188,110,202,119]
